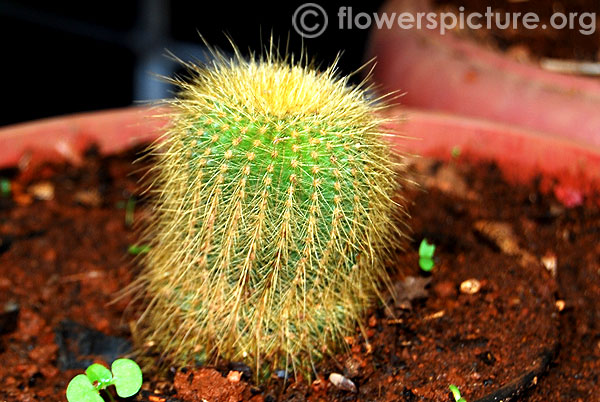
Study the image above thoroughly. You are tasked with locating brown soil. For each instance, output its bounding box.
[0,147,599,401]
[433,0,600,63]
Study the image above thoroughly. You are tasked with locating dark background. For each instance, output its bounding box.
[0,0,385,127]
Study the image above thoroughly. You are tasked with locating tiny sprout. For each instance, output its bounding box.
[66,358,142,402]
[451,146,461,159]
[125,197,136,227]
[128,244,151,255]
[0,178,10,197]
[418,238,436,272]
[449,384,467,402]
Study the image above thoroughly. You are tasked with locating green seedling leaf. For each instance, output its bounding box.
[418,239,436,271]
[451,146,461,158]
[419,257,435,272]
[111,358,143,398]
[85,363,113,389]
[128,244,151,255]
[0,179,10,197]
[66,374,104,402]
[449,384,467,402]
[125,197,136,227]
[419,239,436,259]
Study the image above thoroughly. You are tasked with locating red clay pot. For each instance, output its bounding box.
[367,0,600,148]
[1,106,599,207]
[0,107,167,171]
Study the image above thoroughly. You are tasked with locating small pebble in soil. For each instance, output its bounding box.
[226,370,241,383]
[541,252,558,277]
[228,361,252,380]
[28,181,55,201]
[460,278,482,295]
[555,300,566,312]
[328,373,357,393]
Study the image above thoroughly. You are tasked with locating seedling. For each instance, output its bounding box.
[0,178,10,197]
[418,238,436,272]
[125,197,136,227]
[128,244,151,255]
[66,359,142,402]
[449,384,467,402]
[451,145,461,159]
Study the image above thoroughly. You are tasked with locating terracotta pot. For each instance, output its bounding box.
[0,107,167,171]
[367,0,600,148]
[1,106,599,207]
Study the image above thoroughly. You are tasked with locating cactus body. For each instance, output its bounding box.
[135,51,405,379]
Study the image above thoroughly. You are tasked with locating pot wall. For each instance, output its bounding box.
[368,0,600,148]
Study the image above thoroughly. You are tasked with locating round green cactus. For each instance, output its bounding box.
[133,50,407,380]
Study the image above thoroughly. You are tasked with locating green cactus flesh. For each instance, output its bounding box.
[134,51,406,380]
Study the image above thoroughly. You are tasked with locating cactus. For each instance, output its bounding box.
[133,48,407,380]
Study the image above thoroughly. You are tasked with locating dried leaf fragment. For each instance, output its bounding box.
[392,276,431,309]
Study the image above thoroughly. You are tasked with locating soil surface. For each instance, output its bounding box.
[0,147,599,401]
[434,0,600,63]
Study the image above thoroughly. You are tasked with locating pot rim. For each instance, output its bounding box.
[1,106,598,205]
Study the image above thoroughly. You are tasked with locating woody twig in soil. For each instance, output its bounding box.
[472,347,557,402]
